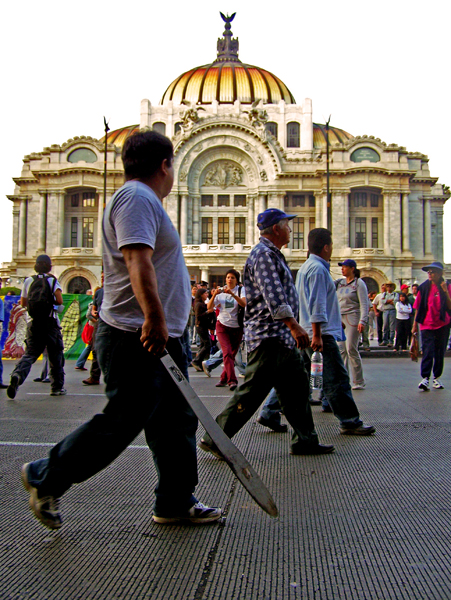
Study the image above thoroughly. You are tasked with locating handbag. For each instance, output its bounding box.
[410,334,419,362]
[81,321,94,345]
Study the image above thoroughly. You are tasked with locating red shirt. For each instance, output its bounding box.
[413,283,451,330]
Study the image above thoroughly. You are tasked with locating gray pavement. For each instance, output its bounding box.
[1,355,451,600]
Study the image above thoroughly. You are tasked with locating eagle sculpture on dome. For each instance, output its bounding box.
[220,12,236,27]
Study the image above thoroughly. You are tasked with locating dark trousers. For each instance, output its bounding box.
[377,313,383,343]
[215,321,243,385]
[203,338,319,452]
[11,318,64,392]
[303,335,362,427]
[192,326,211,367]
[395,319,410,350]
[27,321,199,515]
[420,326,450,380]
[90,320,101,381]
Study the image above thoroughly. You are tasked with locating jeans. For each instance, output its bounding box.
[27,321,199,516]
[89,321,101,381]
[181,325,192,364]
[215,321,243,385]
[11,318,65,392]
[420,325,450,380]
[76,345,92,368]
[192,326,210,367]
[382,310,396,344]
[202,338,319,452]
[204,344,247,376]
[259,388,282,425]
[303,336,362,427]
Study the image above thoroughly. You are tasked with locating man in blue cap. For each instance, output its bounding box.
[199,208,334,457]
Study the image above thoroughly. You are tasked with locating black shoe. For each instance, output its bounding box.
[290,443,335,455]
[153,501,222,524]
[309,398,322,406]
[33,378,43,382]
[198,439,224,460]
[321,405,333,413]
[7,375,19,399]
[229,383,237,392]
[50,389,67,396]
[257,415,288,433]
[339,424,375,436]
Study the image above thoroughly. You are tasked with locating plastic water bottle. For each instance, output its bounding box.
[310,351,323,390]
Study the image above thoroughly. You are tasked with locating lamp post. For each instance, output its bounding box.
[103,117,110,211]
[326,115,331,231]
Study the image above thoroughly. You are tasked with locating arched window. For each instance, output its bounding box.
[152,122,166,135]
[265,122,278,138]
[67,148,97,163]
[67,276,91,294]
[174,122,182,135]
[287,122,300,148]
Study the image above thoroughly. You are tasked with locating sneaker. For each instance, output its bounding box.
[433,379,444,390]
[352,383,366,390]
[201,361,211,377]
[198,439,224,460]
[191,364,203,372]
[229,383,237,392]
[418,378,430,391]
[50,389,67,396]
[153,501,222,524]
[215,382,227,388]
[7,375,19,399]
[75,367,87,371]
[339,424,376,435]
[82,378,100,385]
[21,463,62,530]
[42,378,51,383]
[238,373,245,378]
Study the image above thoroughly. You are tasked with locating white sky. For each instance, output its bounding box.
[1,0,450,264]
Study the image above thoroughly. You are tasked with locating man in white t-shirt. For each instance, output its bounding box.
[7,254,65,399]
[21,131,221,530]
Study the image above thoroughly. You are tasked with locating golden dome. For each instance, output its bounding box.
[160,14,295,106]
[313,124,354,149]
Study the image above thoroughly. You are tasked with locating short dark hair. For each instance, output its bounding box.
[34,255,52,274]
[308,228,332,255]
[122,130,173,180]
[225,269,241,283]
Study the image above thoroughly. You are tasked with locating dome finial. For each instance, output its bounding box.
[216,12,240,63]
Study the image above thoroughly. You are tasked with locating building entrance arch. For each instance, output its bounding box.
[67,276,91,294]
[362,276,379,294]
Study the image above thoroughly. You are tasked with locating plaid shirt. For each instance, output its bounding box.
[243,237,298,353]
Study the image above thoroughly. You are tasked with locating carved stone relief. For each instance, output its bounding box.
[202,161,244,188]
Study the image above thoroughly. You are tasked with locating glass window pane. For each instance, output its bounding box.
[234,195,246,207]
[71,194,79,208]
[82,192,96,208]
[82,217,94,248]
[309,195,315,208]
[292,217,304,249]
[292,195,305,208]
[218,195,230,207]
[201,195,213,207]
[370,193,379,207]
[201,218,212,244]
[287,122,300,148]
[372,217,378,247]
[153,122,166,135]
[71,217,78,247]
[265,122,278,138]
[355,217,366,248]
[234,217,246,244]
[218,217,229,244]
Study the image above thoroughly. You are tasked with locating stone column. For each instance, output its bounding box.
[247,195,255,245]
[344,194,350,248]
[192,195,200,244]
[200,266,209,284]
[213,215,218,245]
[389,192,402,256]
[18,198,27,254]
[383,193,390,250]
[165,194,178,229]
[229,216,235,245]
[258,193,267,214]
[57,192,66,249]
[38,193,47,252]
[424,197,432,255]
[401,193,410,252]
[180,194,188,245]
[303,217,309,249]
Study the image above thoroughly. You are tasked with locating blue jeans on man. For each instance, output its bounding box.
[382,310,396,345]
[26,320,199,516]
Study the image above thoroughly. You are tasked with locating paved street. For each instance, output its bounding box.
[1,355,451,600]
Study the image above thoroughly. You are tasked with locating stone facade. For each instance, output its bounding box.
[2,16,449,292]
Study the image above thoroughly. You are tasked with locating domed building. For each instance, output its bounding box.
[2,13,449,292]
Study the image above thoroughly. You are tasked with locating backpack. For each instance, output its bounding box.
[27,275,57,320]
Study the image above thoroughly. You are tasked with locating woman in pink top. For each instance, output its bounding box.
[412,261,451,391]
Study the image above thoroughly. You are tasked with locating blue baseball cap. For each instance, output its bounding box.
[257,208,296,230]
[422,261,444,272]
[338,259,357,268]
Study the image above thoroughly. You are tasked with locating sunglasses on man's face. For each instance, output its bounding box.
[427,269,441,274]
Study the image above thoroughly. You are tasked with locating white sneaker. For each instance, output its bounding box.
[433,379,444,389]
[352,383,366,390]
[201,361,211,377]
[152,501,222,524]
[418,378,430,391]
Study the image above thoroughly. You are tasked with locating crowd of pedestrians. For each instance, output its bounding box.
[1,129,449,533]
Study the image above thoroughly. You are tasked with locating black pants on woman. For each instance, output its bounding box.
[420,326,450,380]
[395,319,410,350]
[192,326,211,368]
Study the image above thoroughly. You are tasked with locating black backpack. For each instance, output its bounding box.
[27,275,57,320]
